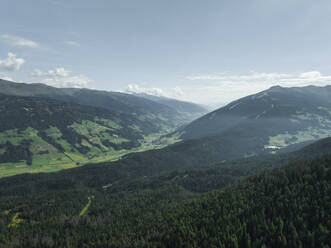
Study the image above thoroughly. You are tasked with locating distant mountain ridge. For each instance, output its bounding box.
[132,92,206,121]
[0,79,207,130]
[174,85,331,154]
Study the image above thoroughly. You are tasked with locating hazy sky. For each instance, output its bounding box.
[1,0,331,106]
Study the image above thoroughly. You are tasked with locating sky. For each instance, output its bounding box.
[1,0,331,107]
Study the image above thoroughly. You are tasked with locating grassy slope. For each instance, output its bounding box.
[0,94,181,178]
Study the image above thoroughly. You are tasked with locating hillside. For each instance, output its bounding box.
[0,79,206,130]
[142,155,331,247]
[0,138,330,247]
[1,132,330,196]
[0,93,179,177]
[0,80,208,177]
[2,83,331,178]
[172,85,331,155]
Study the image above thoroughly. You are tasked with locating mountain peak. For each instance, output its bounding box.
[269,85,283,90]
[174,85,331,156]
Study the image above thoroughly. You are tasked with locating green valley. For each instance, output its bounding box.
[2,3,330,247]
[0,92,185,177]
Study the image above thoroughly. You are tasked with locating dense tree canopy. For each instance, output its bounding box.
[0,145,330,247]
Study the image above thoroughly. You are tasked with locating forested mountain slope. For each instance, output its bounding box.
[0,79,205,130]
[0,80,207,177]
[0,93,176,177]
[174,85,331,154]
[1,134,330,197]
[0,138,330,247]
[143,154,331,248]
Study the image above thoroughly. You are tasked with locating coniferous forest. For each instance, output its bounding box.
[0,137,330,247]
[1,2,331,246]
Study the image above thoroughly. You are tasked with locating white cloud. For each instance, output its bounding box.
[125,84,165,96]
[0,34,39,48]
[31,66,93,88]
[182,71,331,106]
[108,70,331,107]
[299,71,321,79]
[31,68,70,77]
[64,41,80,47]
[0,53,25,71]
[279,71,331,87]
[186,72,291,82]
[124,84,187,102]
[42,75,93,88]
[186,71,331,86]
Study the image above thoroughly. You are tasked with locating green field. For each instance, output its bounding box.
[0,128,178,178]
[266,112,331,149]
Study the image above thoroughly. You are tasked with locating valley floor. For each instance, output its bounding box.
[0,130,180,178]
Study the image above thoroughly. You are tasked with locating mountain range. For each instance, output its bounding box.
[0,79,206,177]
[2,81,331,177]
[0,79,206,129]
[0,80,330,247]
